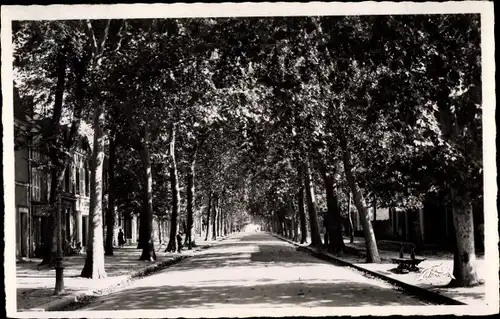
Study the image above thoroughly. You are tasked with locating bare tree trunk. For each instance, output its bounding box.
[289,200,299,241]
[340,131,381,263]
[139,124,156,261]
[166,124,180,253]
[297,166,308,244]
[212,195,218,240]
[81,20,121,274]
[347,192,354,243]
[223,211,228,236]
[275,212,282,235]
[449,192,481,287]
[186,156,195,249]
[281,213,287,237]
[321,166,345,254]
[105,133,116,256]
[217,205,221,238]
[41,168,66,266]
[81,102,107,278]
[205,193,212,241]
[40,44,68,266]
[303,160,322,247]
[158,217,162,244]
[218,201,223,237]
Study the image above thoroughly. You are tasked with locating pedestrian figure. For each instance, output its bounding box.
[118,229,126,248]
[176,232,183,253]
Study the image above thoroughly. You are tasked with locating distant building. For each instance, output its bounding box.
[346,193,484,250]
[14,88,98,258]
[14,88,35,259]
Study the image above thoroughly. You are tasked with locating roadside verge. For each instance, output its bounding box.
[23,236,231,312]
[270,232,466,306]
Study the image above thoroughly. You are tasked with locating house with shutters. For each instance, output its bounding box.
[14,91,93,258]
[14,88,93,259]
[14,87,142,259]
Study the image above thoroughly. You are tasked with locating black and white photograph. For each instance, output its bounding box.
[1,2,497,318]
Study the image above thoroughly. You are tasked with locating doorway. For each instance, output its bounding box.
[20,209,29,258]
[82,215,88,247]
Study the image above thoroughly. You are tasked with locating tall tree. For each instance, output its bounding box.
[303,159,322,247]
[138,123,157,260]
[81,19,123,278]
[166,123,181,252]
[104,125,117,255]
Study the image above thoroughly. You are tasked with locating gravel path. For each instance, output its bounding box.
[80,232,428,311]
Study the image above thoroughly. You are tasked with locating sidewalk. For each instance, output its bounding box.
[275,234,486,306]
[341,237,486,306]
[16,236,230,312]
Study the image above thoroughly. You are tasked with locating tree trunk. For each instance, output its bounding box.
[281,216,287,237]
[275,212,282,235]
[449,193,481,287]
[39,45,68,266]
[297,166,308,244]
[303,160,322,247]
[289,200,298,242]
[81,102,107,278]
[340,132,381,263]
[212,195,218,240]
[321,167,345,254]
[138,124,156,261]
[105,133,116,256]
[166,124,180,253]
[80,19,117,277]
[40,167,66,265]
[219,202,223,236]
[347,192,354,243]
[217,205,221,237]
[291,216,298,241]
[186,157,195,249]
[205,193,212,241]
[158,217,162,244]
[223,211,228,236]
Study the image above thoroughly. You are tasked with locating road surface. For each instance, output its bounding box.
[80,232,427,313]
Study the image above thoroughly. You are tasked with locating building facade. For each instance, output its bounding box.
[345,195,483,250]
[22,133,93,258]
[14,88,95,258]
[14,115,33,259]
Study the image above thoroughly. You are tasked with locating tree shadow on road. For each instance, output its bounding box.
[79,280,426,311]
[172,242,327,271]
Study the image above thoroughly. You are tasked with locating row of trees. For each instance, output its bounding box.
[13,14,482,288]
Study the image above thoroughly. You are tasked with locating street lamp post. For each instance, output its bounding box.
[54,195,65,295]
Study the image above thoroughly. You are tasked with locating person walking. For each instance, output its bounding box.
[176,232,183,253]
[118,229,126,248]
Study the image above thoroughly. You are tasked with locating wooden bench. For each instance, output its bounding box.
[390,242,426,273]
[391,257,426,273]
[65,241,82,256]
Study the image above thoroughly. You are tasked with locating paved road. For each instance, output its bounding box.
[81,232,427,313]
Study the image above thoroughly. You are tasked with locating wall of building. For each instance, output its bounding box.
[15,146,31,259]
[15,148,30,184]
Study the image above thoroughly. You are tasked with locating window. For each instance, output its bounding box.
[72,165,76,194]
[47,177,51,201]
[64,168,70,193]
[85,163,90,197]
[32,149,40,163]
[32,169,41,201]
[80,167,85,196]
[76,169,80,195]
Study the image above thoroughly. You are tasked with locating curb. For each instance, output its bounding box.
[26,237,228,312]
[270,232,466,306]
